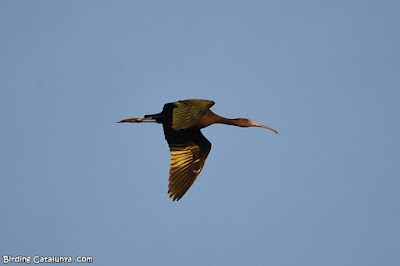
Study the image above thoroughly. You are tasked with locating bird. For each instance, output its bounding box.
[118,99,278,201]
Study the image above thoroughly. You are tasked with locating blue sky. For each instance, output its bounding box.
[1,1,399,265]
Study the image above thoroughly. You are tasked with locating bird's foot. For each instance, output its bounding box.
[117,118,144,123]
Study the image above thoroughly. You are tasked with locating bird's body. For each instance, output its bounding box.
[118,99,277,201]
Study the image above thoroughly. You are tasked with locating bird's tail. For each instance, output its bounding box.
[144,113,158,118]
[144,113,164,123]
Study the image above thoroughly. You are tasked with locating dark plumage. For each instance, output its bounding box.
[118,99,277,201]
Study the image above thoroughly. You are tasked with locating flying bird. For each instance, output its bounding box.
[118,99,277,201]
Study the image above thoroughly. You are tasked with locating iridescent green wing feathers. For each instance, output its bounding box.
[168,142,210,201]
[167,134,211,201]
[172,99,215,130]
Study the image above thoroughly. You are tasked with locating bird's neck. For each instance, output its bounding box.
[196,110,238,128]
[214,115,238,126]
[206,111,239,126]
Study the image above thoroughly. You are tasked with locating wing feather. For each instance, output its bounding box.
[172,99,215,130]
[167,134,211,201]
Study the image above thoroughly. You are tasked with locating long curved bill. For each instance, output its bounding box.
[253,122,278,134]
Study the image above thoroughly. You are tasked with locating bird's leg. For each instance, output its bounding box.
[117,116,155,123]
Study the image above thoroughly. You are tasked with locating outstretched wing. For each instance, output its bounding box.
[167,130,211,201]
[172,99,215,130]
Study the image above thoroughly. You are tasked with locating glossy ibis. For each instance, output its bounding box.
[118,99,277,201]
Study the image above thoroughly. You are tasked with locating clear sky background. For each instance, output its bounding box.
[1,1,399,265]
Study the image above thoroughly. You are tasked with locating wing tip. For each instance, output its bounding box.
[168,191,182,202]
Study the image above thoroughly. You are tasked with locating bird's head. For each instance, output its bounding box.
[235,118,278,134]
